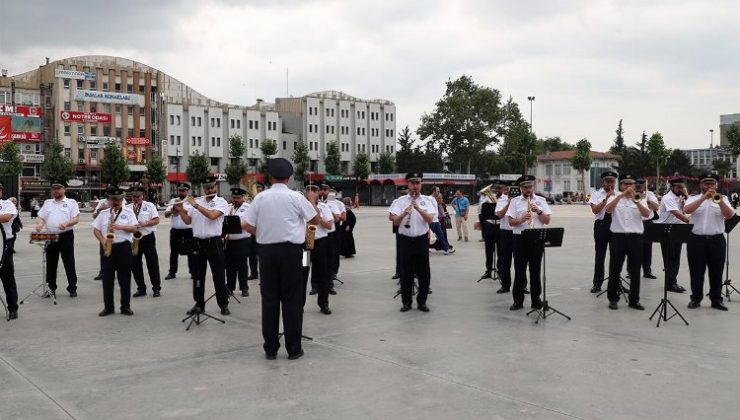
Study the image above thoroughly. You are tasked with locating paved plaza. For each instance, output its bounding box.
[1,204,739,420]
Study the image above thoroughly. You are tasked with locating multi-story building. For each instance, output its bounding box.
[532,150,619,196]
[719,113,740,177]
[681,147,734,172]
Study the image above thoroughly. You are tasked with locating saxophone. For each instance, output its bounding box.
[131,203,142,256]
[103,207,116,257]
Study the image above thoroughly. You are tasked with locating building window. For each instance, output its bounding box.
[230,119,234,129]
[177,135,181,145]
[103,126,110,136]
[78,149,85,160]
[127,84,133,93]
[115,105,122,114]
[116,128,122,138]
[90,126,97,136]
[102,104,110,113]
[326,125,330,134]
[198,136,202,146]
[63,79,70,88]
[217,137,221,147]
[255,139,260,148]
[90,150,98,160]
[545,164,553,176]
[563,165,571,175]
[115,83,121,92]
[191,116,196,126]
[197,117,202,126]
[89,80,97,90]
[77,124,83,135]
[64,123,70,135]
[211,118,215,128]
[282,141,287,150]
[63,101,71,111]
[192,136,196,146]
[555,164,562,176]
[170,135,175,145]
[127,105,133,114]
[127,128,134,137]
[170,115,174,125]
[102,82,108,91]
[326,108,330,117]
[249,120,253,129]
[308,125,313,133]
[76,80,83,89]
[255,121,259,130]
[139,107,145,116]
[77,101,84,111]
[237,120,240,129]
[210,158,219,166]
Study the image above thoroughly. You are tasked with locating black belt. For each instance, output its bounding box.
[196,236,222,243]
[690,233,724,239]
[399,234,427,240]
[112,241,131,247]
[612,232,642,236]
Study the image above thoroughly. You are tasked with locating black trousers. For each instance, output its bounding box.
[607,233,642,304]
[394,233,401,275]
[642,220,654,275]
[192,237,229,310]
[593,217,611,285]
[225,238,249,292]
[660,239,682,286]
[246,237,258,277]
[1,241,18,311]
[101,242,132,311]
[482,222,500,272]
[168,228,195,276]
[498,229,513,289]
[303,237,329,309]
[45,230,77,292]
[399,234,431,306]
[132,233,161,292]
[513,234,543,304]
[331,223,342,275]
[687,233,726,303]
[327,232,339,286]
[259,242,305,356]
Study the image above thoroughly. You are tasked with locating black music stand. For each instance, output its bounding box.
[647,223,692,327]
[597,275,631,303]
[524,228,571,323]
[20,239,57,306]
[723,214,740,300]
[181,305,225,331]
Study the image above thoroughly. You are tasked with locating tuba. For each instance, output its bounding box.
[479,184,497,204]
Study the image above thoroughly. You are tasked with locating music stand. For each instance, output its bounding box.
[647,223,692,327]
[181,306,225,331]
[524,228,571,323]
[20,239,57,306]
[723,214,740,300]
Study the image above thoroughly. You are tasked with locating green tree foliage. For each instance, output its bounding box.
[662,149,694,177]
[225,135,246,186]
[712,158,733,178]
[417,75,514,173]
[615,131,652,179]
[609,119,627,156]
[647,132,671,185]
[229,134,246,159]
[186,151,209,193]
[726,125,740,177]
[0,141,23,176]
[40,139,74,185]
[535,136,575,155]
[145,155,166,183]
[100,143,130,186]
[498,118,537,176]
[378,151,396,174]
[352,152,370,180]
[292,140,310,183]
[395,126,414,173]
[571,138,593,199]
[324,141,341,175]
[259,139,278,183]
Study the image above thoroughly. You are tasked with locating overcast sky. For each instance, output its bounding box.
[2,0,738,151]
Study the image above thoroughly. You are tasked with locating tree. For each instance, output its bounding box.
[662,149,694,177]
[498,117,537,176]
[378,151,395,174]
[417,75,511,174]
[259,139,277,183]
[726,124,740,177]
[646,132,671,189]
[0,141,23,176]
[324,141,341,175]
[229,134,246,160]
[186,151,209,193]
[609,119,627,156]
[395,126,414,173]
[292,140,310,183]
[352,152,370,180]
[571,138,593,201]
[225,135,246,186]
[100,143,130,186]
[712,158,733,178]
[535,136,574,155]
[40,138,74,185]
[144,155,166,203]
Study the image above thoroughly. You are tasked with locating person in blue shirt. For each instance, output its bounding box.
[451,190,470,242]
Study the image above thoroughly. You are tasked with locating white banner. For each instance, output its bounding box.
[55,69,97,81]
[75,89,143,106]
[20,154,45,163]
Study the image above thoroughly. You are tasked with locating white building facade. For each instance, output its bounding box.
[532,150,619,196]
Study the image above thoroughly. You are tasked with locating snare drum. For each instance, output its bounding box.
[30,233,60,243]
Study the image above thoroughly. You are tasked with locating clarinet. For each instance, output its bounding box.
[404,191,418,229]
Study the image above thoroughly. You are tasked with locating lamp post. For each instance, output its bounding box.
[175,147,181,196]
[527,96,535,133]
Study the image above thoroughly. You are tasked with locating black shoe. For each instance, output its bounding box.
[164,273,176,280]
[186,306,202,315]
[523,288,530,294]
[120,307,134,316]
[496,287,510,294]
[428,289,433,295]
[531,301,543,310]
[288,350,305,360]
[247,275,258,280]
[509,302,523,311]
[132,290,146,298]
[667,284,686,293]
[644,273,657,279]
[417,304,430,312]
[265,353,277,360]
[328,289,337,295]
[69,291,77,298]
[480,271,492,280]
[94,273,103,280]
[688,300,701,309]
[626,274,631,279]
[608,302,618,310]
[392,274,399,279]
[241,290,249,297]
[320,306,332,315]
[8,310,18,320]
[590,285,602,293]
[309,289,317,295]
[628,302,645,310]
[221,307,231,316]
[152,290,161,298]
[400,304,412,312]
[98,309,114,317]
[711,302,729,311]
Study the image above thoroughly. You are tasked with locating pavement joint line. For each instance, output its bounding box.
[0,353,77,420]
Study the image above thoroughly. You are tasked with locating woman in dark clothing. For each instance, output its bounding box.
[340,198,356,257]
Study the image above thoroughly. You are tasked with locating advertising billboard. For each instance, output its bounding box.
[55,69,97,81]
[125,137,150,146]
[75,89,143,106]
[61,111,112,124]
[0,105,43,142]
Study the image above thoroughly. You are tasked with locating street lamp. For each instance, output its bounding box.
[527,96,535,133]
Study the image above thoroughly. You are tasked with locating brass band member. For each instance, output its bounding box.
[93,195,127,280]
[656,177,689,293]
[92,185,138,316]
[303,182,335,314]
[389,172,438,312]
[478,180,502,281]
[323,185,346,292]
[390,185,408,280]
[636,178,659,279]
[684,173,735,311]
[128,185,161,298]
[35,181,80,297]
[506,175,552,310]
[494,182,514,293]
[225,188,251,297]
[165,183,195,280]
[604,174,649,310]
[588,171,617,293]
[0,184,19,319]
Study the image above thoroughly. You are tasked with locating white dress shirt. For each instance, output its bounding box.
[494,195,512,231]
[38,197,80,234]
[685,195,732,235]
[245,183,317,245]
[326,198,345,233]
[505,195,552,235]
[166,198,192,230]
[315,202,334,240]
[126,201,158,236]
[188,196,229,239]
[588,188,612,220]
[0,199,18,239]
[225,202,251,240]
[642,190,658,221]
[657,191,686,224]
[388,194,438,237]
[92,207,138,243]
[608,196,646,234]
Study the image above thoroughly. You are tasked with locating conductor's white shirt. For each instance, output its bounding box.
[245,183,317,245]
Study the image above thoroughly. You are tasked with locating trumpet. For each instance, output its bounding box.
[633,192,644,203]
[713,193,723,204]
